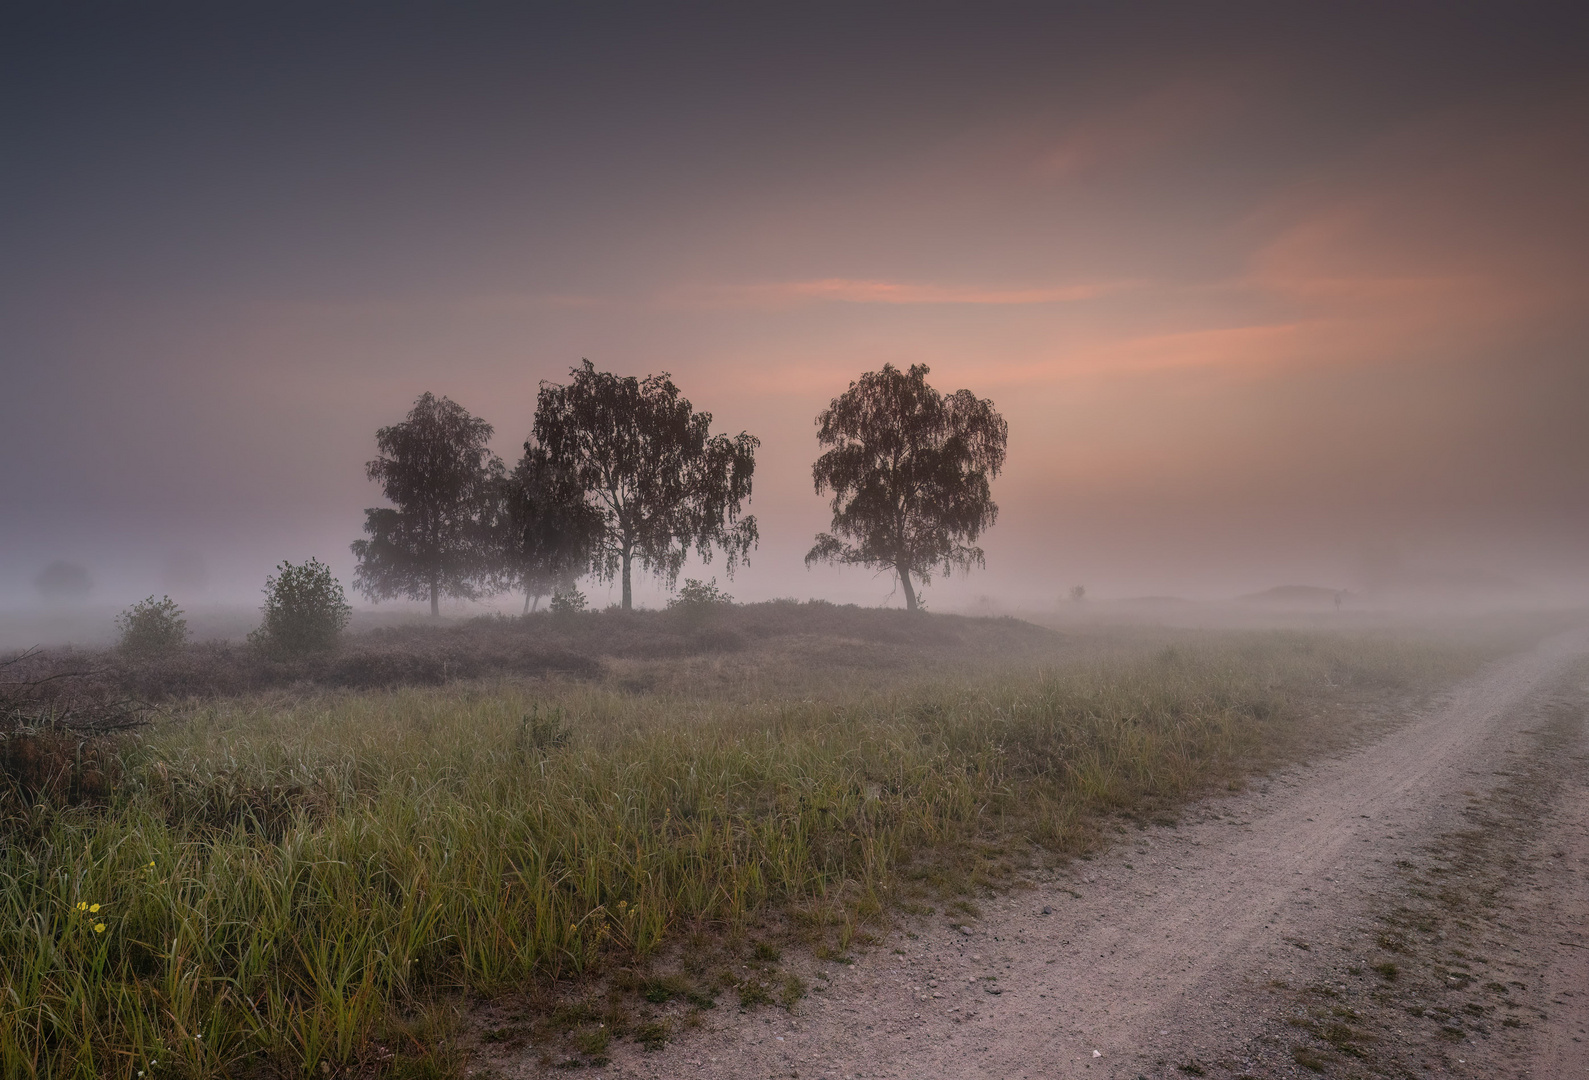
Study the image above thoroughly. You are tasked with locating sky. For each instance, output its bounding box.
[3,2,1588,614]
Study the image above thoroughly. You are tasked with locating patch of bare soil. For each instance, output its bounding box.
[482,629,1588,1080]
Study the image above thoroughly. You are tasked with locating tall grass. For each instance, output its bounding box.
[0,628,1485,1078]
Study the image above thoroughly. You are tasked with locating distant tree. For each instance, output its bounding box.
[116,596,188,656]
[806,363,1007,612]
[249,558,351,656]
[533,360,758,610]
[498,444,605,614]
[34,561,93,600]
[352,393,504,618]
[1069,585,1086,603]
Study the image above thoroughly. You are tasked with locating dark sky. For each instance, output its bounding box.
[4,2,1588,610]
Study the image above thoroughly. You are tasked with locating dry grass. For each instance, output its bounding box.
[0,608,1517,1078]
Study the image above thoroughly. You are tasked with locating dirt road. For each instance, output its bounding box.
[527,629,1589,1079]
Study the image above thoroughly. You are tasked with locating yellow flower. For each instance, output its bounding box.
[76,902,87,912]
[94,924,106,934]
[89,904,100,913]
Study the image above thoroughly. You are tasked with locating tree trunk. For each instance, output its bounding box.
[429,579,439,619]
[898,565,918,612]
[522,589,532,615]
[621,548,633,610]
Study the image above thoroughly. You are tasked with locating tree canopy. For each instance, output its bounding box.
[497,443,605,613]
[351,392,503,617]
[533,360,758,610]
[806,363,1007,611]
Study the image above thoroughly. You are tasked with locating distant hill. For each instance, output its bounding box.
[1237,585,1343,606]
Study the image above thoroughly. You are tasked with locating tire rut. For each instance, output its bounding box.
[516,628,1589,1080]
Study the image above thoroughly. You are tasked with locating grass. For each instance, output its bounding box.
[0,611,1506,1078]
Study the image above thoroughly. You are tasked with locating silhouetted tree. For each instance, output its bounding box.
[806,363,1007,612]
[533,360,758,610]
[498,444,605,613]
[34,561,93,600]
[352,393,503,617]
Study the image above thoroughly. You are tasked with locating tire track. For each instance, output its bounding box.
[529,628,1589,1080]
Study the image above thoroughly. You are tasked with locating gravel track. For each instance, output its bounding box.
[513,628,1589,1080]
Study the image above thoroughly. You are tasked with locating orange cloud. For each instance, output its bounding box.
[1088,322,1307,372]
[964,322,1313,387]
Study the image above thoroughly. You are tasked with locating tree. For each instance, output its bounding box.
[352,393,504,618]
[533,360,758,610]
[34,561,93,600]
[806,363,1007,612]
[248,558,351,655]
[498,444,605,614]
[116,596,188,656]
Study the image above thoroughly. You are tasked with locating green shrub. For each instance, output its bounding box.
[248,558,351,656]
[549,587,588,615]
[115,595,188,656]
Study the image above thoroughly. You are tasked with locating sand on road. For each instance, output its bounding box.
[506,628,1589,1080]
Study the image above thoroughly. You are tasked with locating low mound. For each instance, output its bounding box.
[10,601,1061,701]
[1237,585,1344,606]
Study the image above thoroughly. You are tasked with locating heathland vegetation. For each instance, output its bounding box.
[0,600,1508,1079]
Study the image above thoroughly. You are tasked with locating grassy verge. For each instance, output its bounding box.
[0,623,1502,1078]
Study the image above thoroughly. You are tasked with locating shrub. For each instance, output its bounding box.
[115,596,188,656]
[669,578,733,609]
[248,558,351,656]
[549,588,588,615]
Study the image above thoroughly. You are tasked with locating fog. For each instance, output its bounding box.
[4,4,1587,641]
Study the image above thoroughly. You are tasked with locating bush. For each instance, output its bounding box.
[115,596,188,656]
[669,578,733,609]
[549,588,588,615]
[248,559,351,656]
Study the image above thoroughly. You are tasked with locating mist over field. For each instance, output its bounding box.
[3,3,1587,632]
[8,11,1589,1077]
